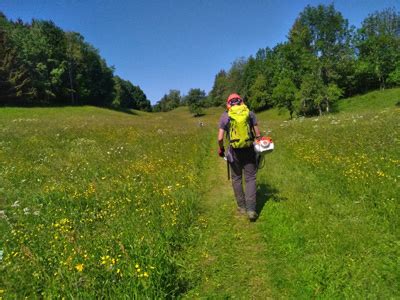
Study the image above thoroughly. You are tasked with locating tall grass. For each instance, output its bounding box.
[0,107,213,298]
[1,88,399,298]
[256,89,399,298]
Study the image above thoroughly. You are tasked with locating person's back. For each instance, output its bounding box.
[217,93,261,221]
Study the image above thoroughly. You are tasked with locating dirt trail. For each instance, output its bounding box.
[184,151,273,299]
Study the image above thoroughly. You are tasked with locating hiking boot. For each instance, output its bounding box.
[247,210,258,222]
[237,207,246,215]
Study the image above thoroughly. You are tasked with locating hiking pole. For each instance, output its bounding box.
[227,158,230,180]
[224,156,230,180]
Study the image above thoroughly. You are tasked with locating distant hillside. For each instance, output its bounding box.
[337,88,400,113]
[255,88,400,122]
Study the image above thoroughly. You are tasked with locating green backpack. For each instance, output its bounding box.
[228,104,254,148]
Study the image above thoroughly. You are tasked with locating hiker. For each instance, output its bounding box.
[218,93,261,221]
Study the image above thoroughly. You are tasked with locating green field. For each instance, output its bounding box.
[256,89,399,298]
[0,89,399,298]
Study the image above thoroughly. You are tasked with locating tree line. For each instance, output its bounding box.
[152,88,206,116]
[0,12,151,111]
[156,5,400,117]
[1,5,399,116]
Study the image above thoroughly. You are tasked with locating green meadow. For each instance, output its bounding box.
[1,88,399,298]
[256,88,399,298]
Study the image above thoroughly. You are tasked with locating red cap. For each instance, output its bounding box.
[226,93,243,109]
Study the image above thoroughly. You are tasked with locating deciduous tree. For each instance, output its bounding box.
[185,88,206,117]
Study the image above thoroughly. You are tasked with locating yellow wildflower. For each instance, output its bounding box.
[75,263,84,272]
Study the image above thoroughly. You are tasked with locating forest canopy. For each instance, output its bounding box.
[157,5,399,116]
[206,5,400,116]
[0,12,151,111]
[1,4,399,116]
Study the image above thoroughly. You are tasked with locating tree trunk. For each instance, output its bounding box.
[68,61,74,105]
[379,74,385,90]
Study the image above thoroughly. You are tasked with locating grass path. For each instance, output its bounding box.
[184,144,273,298]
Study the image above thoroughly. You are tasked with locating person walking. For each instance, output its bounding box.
[218,93,261,221]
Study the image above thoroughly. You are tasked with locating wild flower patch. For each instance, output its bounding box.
[256,103,399,298]
[0,107,213,298]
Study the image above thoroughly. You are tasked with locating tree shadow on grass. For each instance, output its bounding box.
[256,182,288,217]
[108,107,138,115]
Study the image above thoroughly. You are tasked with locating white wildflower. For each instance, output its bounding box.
[0,210,7,220]
[11,201,20,208]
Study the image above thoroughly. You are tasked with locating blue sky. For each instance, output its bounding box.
[1,0,398,104]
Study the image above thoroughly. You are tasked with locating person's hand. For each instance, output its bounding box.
[218,146,225,158]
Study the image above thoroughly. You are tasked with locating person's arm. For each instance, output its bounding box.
[218,128,225,149]
[217,128,225,157]
[217,113,228,157]
[250,111,261,139]
[253,125,261,139]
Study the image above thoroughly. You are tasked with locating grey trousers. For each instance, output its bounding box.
[229,147,257,212]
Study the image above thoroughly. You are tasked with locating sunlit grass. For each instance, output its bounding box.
[0,88,399,298]
[0,106,213,298]
[256,88,399,298]
[337,87,400,112]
